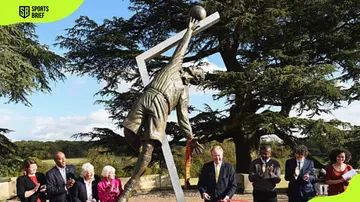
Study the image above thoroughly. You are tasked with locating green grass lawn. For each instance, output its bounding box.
[278,175,288,188]
[41,158,87,167]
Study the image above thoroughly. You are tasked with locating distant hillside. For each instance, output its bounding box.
[14,140,91,159]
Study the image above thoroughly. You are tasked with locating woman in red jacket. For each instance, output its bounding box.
[325,148,353,196]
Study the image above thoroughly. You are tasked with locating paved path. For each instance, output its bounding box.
[128,190,289,202]
[6,190,290,202]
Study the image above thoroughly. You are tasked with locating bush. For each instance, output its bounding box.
[86,147,124,178]
[30,157,52,175]
[172,140,236,178]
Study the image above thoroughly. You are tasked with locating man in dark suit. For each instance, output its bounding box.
[198,145,237,202]
[285,145,316,202]
[46,151,79,202]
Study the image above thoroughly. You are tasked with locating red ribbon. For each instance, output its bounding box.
[184,138,192,188]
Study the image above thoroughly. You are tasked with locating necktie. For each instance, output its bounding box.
[298,161,301,170]
[215,164,220,183]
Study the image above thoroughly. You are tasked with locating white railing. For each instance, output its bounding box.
[315,184,329,195]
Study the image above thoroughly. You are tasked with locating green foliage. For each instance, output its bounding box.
[266,141,293,161]
[342,129,360,168]
[29,157,42,166]
[298,126,360,169]
[38,158,87,175]
[56,0,360,173]
[0,23,66,106]
[0,22,66,176]
[174,140,246,178]
[0,128,22,177]
[142,161,168,176]
[15,140,90,159]
[86,147,133,178]
[71,128,136,157]
[30,157,49,175]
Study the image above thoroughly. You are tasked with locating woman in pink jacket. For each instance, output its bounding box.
[97,165,123,202]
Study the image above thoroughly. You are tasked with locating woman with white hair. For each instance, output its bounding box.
[97,165,122,202]
[71,162,100,202]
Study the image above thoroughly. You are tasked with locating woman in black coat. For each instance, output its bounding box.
[16,159,47,202]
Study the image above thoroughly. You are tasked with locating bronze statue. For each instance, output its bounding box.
[118,13,205,202]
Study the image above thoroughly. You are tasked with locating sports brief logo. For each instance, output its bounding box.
[18,6,50,19]
[19,6,30,19]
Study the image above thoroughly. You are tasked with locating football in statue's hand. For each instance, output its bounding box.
[189,5,206,21]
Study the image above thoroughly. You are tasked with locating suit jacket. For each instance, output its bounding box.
[46,165,78,202]
[16,172,46,202]
[285,158,316,202]
[71,175,100,202]
[198,161,237,202]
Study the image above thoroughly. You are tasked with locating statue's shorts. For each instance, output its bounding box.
[122,88,169,145]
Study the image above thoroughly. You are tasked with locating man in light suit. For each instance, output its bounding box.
[46,151,79,202]
[285,145,316,202]
[198,145,237,202]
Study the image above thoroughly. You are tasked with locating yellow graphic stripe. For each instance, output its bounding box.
[1,0,85,25]
[310,174,360,202]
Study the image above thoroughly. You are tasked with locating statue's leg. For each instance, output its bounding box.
[118,139,157,202]
[124,127,142,153]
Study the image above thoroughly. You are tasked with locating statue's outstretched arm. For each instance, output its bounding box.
[167,17,199,71]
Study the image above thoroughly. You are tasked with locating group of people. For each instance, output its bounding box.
[16,145,355,202]
[16,151,123,202]
[252,145,354,202]
[248,144,320,202]
[197,145,355,202]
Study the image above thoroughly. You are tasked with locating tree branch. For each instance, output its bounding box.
[274,128,300,146]
[152,47,219,63]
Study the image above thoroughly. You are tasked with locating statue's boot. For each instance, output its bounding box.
[117,178,135,202]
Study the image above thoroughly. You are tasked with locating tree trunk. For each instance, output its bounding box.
[219,49,242,72]
[234,136,252,173]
